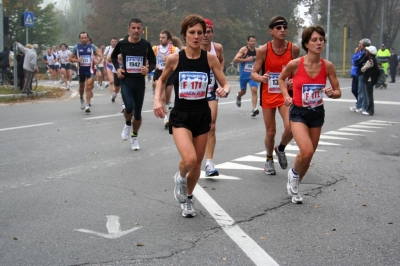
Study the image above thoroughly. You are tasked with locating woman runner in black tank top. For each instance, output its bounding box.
[153,14,230,218]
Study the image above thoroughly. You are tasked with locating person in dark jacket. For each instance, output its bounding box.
[361,46,380,116]
[389,47,398,83]
[17,51,25,90]
[0,47,10,84]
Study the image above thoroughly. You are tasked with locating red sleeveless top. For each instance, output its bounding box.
[261,41,293,108]
[292,57,327,107]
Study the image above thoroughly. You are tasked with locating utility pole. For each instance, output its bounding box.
[379,5,383,46]
[0,0,4,51]
[326,0,331,60]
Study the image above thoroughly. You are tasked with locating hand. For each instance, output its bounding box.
[117,68,125,79]
[141,66,148,76]
[323,86,334,98]
[284,96,292,106]
[247,56,254,62]
[215,87,229,98]
[153,100,167,118]
[261,72,269,83]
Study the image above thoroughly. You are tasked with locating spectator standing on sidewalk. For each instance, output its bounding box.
[389,47,398,83]
[15,42,39,94]
[0,47,10,84]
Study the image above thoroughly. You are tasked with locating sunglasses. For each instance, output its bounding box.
[275,25,288,30]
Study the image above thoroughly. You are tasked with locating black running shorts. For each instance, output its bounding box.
[289,104,325,128]
[169,107,211,137]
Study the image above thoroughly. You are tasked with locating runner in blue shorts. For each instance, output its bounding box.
[233,35,260,117]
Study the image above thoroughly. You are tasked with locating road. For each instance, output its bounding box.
[0,78,399,266]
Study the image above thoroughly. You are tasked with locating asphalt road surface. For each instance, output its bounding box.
[0,77,399,266]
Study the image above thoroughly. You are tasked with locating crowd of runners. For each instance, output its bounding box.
[50,14,341,217]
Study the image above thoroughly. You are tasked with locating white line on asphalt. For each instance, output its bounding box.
[194,185,280,266]
[83,110,153,120]
[0,122,54,132]
[324,98,400,105]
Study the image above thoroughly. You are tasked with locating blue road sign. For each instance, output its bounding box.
[23,11,34,27]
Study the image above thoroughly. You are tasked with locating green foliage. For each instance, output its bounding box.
[4,0,61,49]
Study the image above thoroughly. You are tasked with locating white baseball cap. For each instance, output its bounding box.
[365,45,377,55]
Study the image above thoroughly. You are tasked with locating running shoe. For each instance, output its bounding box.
[80,98,85,110]
[66,85,70,91]
[85,104,91,113]
[287,168,299,195]
[205,163,219,176]
[131,136,140,150]
[181,198,196,217]
[349,106,358,112]
[174,172,187,203]
[121,125,131,140]
[362,111,371,116]
[167,102,173,110]
[105,83,109,89]
[274,146,288,169]
[264,160,276,175]
[121,104,125,113]
[355,108,364,113]
[236,94,241,107]
[251,109,259,117]
[111,92,117,102]
[291,194,303,204]
[53,81,57,85]
[164,120,169,129]
[60,79,64,84]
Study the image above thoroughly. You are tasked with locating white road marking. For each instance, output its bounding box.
[233,155,268,162]
[323,130,364,136]
[216,162,264,171]
[200,171,240,180]
[75,215,141,239]
[194,185,280,266]
[338,127,375,132]
[347,125,383,129]
[0,122,54,132]
[369,120,399,123]
[324,98,400,105]
[358,122,392,126]
[316,141,341,146]
[319,135,352,140]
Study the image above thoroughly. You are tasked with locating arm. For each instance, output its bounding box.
[30,54,39,72]
[251,44,268,83]
[278,59,299,105]
[233,47,252,63]
[69,46,81,63]
[42,55,48,64]
[111,42,122,78]
[153,53,178,118]
[15,42,28,54]
[325,61,341,99]
[361,59,373,72]
[215,43,225,71]
[147,43,156,73]
[209,52,230,98]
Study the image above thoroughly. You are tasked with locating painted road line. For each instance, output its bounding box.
[194,185,280,266]
[338,128,375,132]
[369,120,399,123]
[358,122,392,126]
[200,171,241,180]
[216,162,264,171]
[319,135,352,140]
[324,98,400,105]
[0,122,54,132]
[347,125,383,129]
[233,155,268,162]
[316,141,341,146]
[323,130,364,136]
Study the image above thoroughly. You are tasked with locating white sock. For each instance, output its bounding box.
[178,174,186,183]
[206,159,212,166]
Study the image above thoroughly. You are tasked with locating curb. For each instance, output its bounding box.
[0,91,47,99]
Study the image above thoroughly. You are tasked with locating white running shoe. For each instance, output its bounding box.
[181,198,196,217]
[291,194,303,204]
[121,104,125,113]
[85,104,91,113]
[174,172,187,203]
[362,111,371,116]
[53,81,57,85]
[121,125,131,140]
[131,136,140,150]
[287,168,299,195]
[60,79,64,84]
[66,85,70,91]
[349,106,358,112]
[80,98,85,110]
[111,92,117,102]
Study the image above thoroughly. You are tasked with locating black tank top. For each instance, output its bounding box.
[173,50,210,111]
[245,46,256,58]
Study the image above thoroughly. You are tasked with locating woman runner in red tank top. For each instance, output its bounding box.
[278,26,341,204]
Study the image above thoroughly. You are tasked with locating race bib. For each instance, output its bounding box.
[244,62,254,72]
[157,56,165,69]
[302,84,325,107]
[179,71,208,100]
[126,56,143,73]
[80,55,91,67]
[268,72,281,93]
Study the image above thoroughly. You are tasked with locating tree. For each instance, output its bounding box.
[384,0,400,47]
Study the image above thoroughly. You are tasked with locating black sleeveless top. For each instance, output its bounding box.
[245,46,256,57]
[173,50,211,111]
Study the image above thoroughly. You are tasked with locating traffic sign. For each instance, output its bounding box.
[23,11,34,27]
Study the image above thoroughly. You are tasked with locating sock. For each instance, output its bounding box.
[206,159,212,165]
[132,132,137,137]
[187,194,193,200]
[126,121,132,126]
[266,155,273,161]
[278,143,286,152]
[292,168,299,177]
[178,174,186,183]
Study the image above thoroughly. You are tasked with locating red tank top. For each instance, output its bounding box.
[292,57,327,107]
[261,41,293,108]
